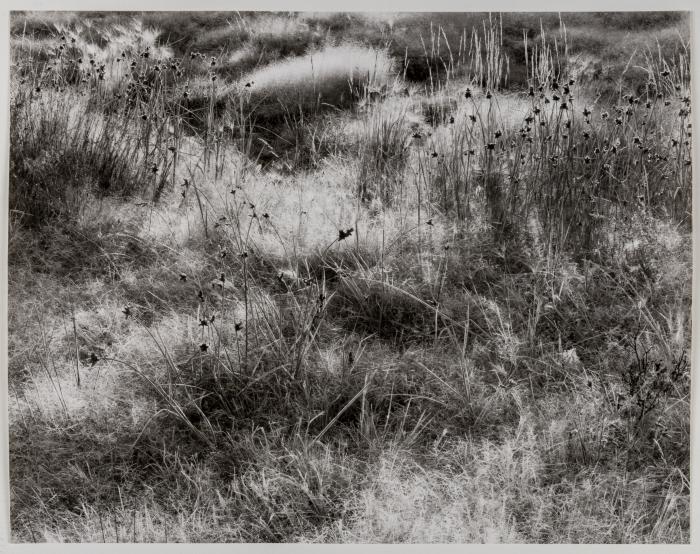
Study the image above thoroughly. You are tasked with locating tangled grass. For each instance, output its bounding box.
[7,11,692,544]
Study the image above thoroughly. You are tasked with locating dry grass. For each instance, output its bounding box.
[8,11,692,544]
[238,44,396,119]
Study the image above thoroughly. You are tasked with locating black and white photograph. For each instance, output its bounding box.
[3,4,695,545]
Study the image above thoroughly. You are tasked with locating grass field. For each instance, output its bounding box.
[7,11,692,543]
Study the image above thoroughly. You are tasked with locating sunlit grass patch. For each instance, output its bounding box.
[238,44,396,118]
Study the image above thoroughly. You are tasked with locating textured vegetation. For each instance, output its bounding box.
[8,11,691,543]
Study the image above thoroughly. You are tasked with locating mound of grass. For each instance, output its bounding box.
[10,11,79,38]
[140,11,235,54]
[239,44,396,119]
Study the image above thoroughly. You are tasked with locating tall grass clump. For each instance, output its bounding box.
[9,83,151,223]
[356,98,412,203]
[411,16,691,257]
[411,15,515,234]
[9,20,234,224]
